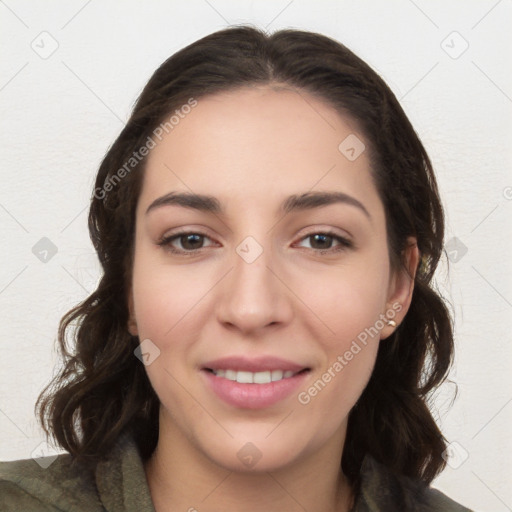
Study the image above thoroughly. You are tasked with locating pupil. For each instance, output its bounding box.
[312,234,332,249]
[183,234,202,250]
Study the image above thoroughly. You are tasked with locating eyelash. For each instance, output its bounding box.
[157,229,354,257]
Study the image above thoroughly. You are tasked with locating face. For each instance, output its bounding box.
[128,85,416,473]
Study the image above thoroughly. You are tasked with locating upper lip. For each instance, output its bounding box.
[202,356,309,373]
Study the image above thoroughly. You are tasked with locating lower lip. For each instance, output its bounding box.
[202,370,309,409]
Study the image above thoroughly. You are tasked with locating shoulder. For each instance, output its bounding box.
[0,432,156,512]
[356,455,474,512]
[0,451,103,512]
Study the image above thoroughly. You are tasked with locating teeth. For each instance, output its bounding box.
[211,369,299,383]
[225,369,237,380]
[271,370,283,381]
[236,371,253,384]
[254,371,271,384]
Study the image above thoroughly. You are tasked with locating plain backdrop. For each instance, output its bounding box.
[1,1,511,511]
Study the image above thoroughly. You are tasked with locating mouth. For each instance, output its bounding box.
[200,357,311,409]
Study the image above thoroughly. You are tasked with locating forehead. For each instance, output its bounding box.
[138,86,382,218]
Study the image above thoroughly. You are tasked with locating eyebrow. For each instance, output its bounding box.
[145,191,371,219]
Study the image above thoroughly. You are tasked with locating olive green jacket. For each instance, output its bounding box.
[0,432,473,511]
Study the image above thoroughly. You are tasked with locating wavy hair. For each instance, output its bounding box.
[36,25,454,484]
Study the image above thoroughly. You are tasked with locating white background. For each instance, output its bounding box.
[1,1,511,511]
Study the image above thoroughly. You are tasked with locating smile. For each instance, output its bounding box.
[207,369,303,384]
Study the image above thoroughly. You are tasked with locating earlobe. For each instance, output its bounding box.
[128,316,139,337]
[380,311,400,340]
[381,237,420,339]
[127,289,139,336]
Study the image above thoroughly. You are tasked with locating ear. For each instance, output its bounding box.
[380,237,420,340]
[127,286,139,336]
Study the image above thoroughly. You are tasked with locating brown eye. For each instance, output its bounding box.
[296,231,353,253]
[158,231,215,255]
[176,233,205,251]
[309,233,334,250]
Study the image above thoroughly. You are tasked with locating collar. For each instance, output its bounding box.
[96,431,156,512]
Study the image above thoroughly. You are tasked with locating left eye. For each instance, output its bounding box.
[158,231,353,255]
[295,232,353,252]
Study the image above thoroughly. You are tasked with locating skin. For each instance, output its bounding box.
[127,85,419,512]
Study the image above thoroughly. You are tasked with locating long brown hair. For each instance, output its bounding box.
[36,25,454,484]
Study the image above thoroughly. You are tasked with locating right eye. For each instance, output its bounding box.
[157,231,217,255]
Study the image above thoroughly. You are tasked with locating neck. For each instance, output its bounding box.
[144,414,354,512]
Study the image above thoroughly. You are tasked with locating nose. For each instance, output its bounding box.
[215,240,294,336]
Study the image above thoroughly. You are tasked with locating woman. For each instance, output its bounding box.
[0,26,473,511]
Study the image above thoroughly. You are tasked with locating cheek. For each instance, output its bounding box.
[293,256,390,344]
[130,251,218,398]
[294,266,386,429]
[296,339,378,446]
[291,256,387,418]
[131,252,213,341]
[130,255,207,412]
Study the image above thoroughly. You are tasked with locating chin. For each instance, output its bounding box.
[197,429,314,474]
